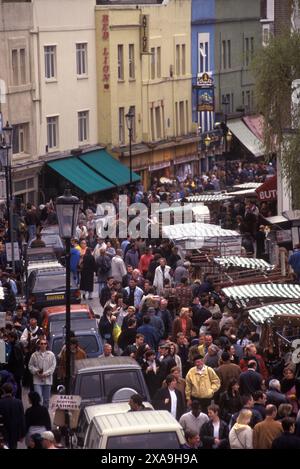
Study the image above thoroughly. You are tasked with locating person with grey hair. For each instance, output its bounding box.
[203,344,220,369]
[173,260,190,286]
[266,379,288,408]
[111,249,127,282]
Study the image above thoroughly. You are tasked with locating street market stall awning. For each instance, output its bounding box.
[255,175,277,201]
[47,149,140,194]
[248,303,300,325]
[177,194,233,203]
[47,157,115,194]
[156,204,210,223]
[79,149,140,186]
[162,222,241,254]
[214,256,275,272]
[227,118,264,158]
[222,283,300,300]
[233,183,262,190]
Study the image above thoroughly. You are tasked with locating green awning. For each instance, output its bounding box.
[47,157,115,194]
[79,149,140,186]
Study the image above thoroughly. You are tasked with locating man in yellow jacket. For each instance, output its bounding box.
[185,355,221,414]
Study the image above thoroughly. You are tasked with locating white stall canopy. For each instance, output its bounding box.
[214,256,275,272]
[162,222,241,255]
[249,303,300,325]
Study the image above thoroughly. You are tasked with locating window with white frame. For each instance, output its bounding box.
[129,44,135,79]
[11,48,27,86]
[12,123,28,154]
[198,33,210,73]
[117,45,124,80]
[181,44,186,75]
[78,111,89,143]
[151,47,155,79]
[245,37,250,66]
[44,45,56,79]
[176,45,180,76]
[76,43,88,76]
[47,116,59,149]
[157,47,161,78]
[119,107,125,144]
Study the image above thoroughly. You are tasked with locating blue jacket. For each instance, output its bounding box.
[70,247,80,271]
[288,249,300,274]
[137,324,159,351]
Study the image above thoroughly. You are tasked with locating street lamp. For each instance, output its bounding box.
[125,106,135,186]
[204,135,211,173]
[0,122,15,273]
[56,188,80,445]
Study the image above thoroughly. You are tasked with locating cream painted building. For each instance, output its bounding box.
[1,0,99,203]
[0,0,37,203]
[95,0,199,188]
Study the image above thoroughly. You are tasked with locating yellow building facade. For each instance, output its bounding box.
[95,0,199,188]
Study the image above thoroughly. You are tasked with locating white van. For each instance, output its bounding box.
[74,402,153,448]
[84,410,185,449]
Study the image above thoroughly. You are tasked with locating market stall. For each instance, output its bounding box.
[162,222,242,256]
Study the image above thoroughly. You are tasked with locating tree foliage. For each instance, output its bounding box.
[253,30,300,208]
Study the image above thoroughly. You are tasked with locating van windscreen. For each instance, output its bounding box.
[106,432,180,449]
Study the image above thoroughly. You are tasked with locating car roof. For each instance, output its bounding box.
[50,318,98,333]
[32,267,66,275]
[92,410,182,435]
[84,402,153,421]
[43,304,90,315]
[75,357,141,374]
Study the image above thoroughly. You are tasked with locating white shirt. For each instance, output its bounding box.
[213,420,220,439]
[169,389,177,419]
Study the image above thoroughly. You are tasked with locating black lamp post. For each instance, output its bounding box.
[56,188,79,444]
[1,122,14,272]
[220,97,233,185]
[56,188,80,394]
[125,106,135,186]
[204,134,212,173]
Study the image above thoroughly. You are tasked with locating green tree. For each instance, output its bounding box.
[253,29,300,208]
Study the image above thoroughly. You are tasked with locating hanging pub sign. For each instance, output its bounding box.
[197,88,214,112]
[197,72,214,87]
[196,72,214,112]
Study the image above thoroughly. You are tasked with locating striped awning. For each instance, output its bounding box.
[163,222,240,240]
[233,183,262,190]
[179,194,233,203]
[214,256,275,272]
[222,284,300,300]
[249,303,300,324]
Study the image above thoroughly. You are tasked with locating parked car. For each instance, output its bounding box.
[69,357,151,408]
[42,304,95,335]
[84,410,185,449]
[49,319,103,359]
[74,402,153,449]
[28,266,81,310]
[29,225,64,257]
[26,247,58,263]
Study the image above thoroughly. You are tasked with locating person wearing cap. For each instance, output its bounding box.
[41,431,58,449]
[185,355,221,414]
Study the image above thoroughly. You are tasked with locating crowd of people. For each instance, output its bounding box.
[0,159,300,449]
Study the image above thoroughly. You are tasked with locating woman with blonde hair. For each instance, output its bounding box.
[229,409,253,449]
[172,307,192,341]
